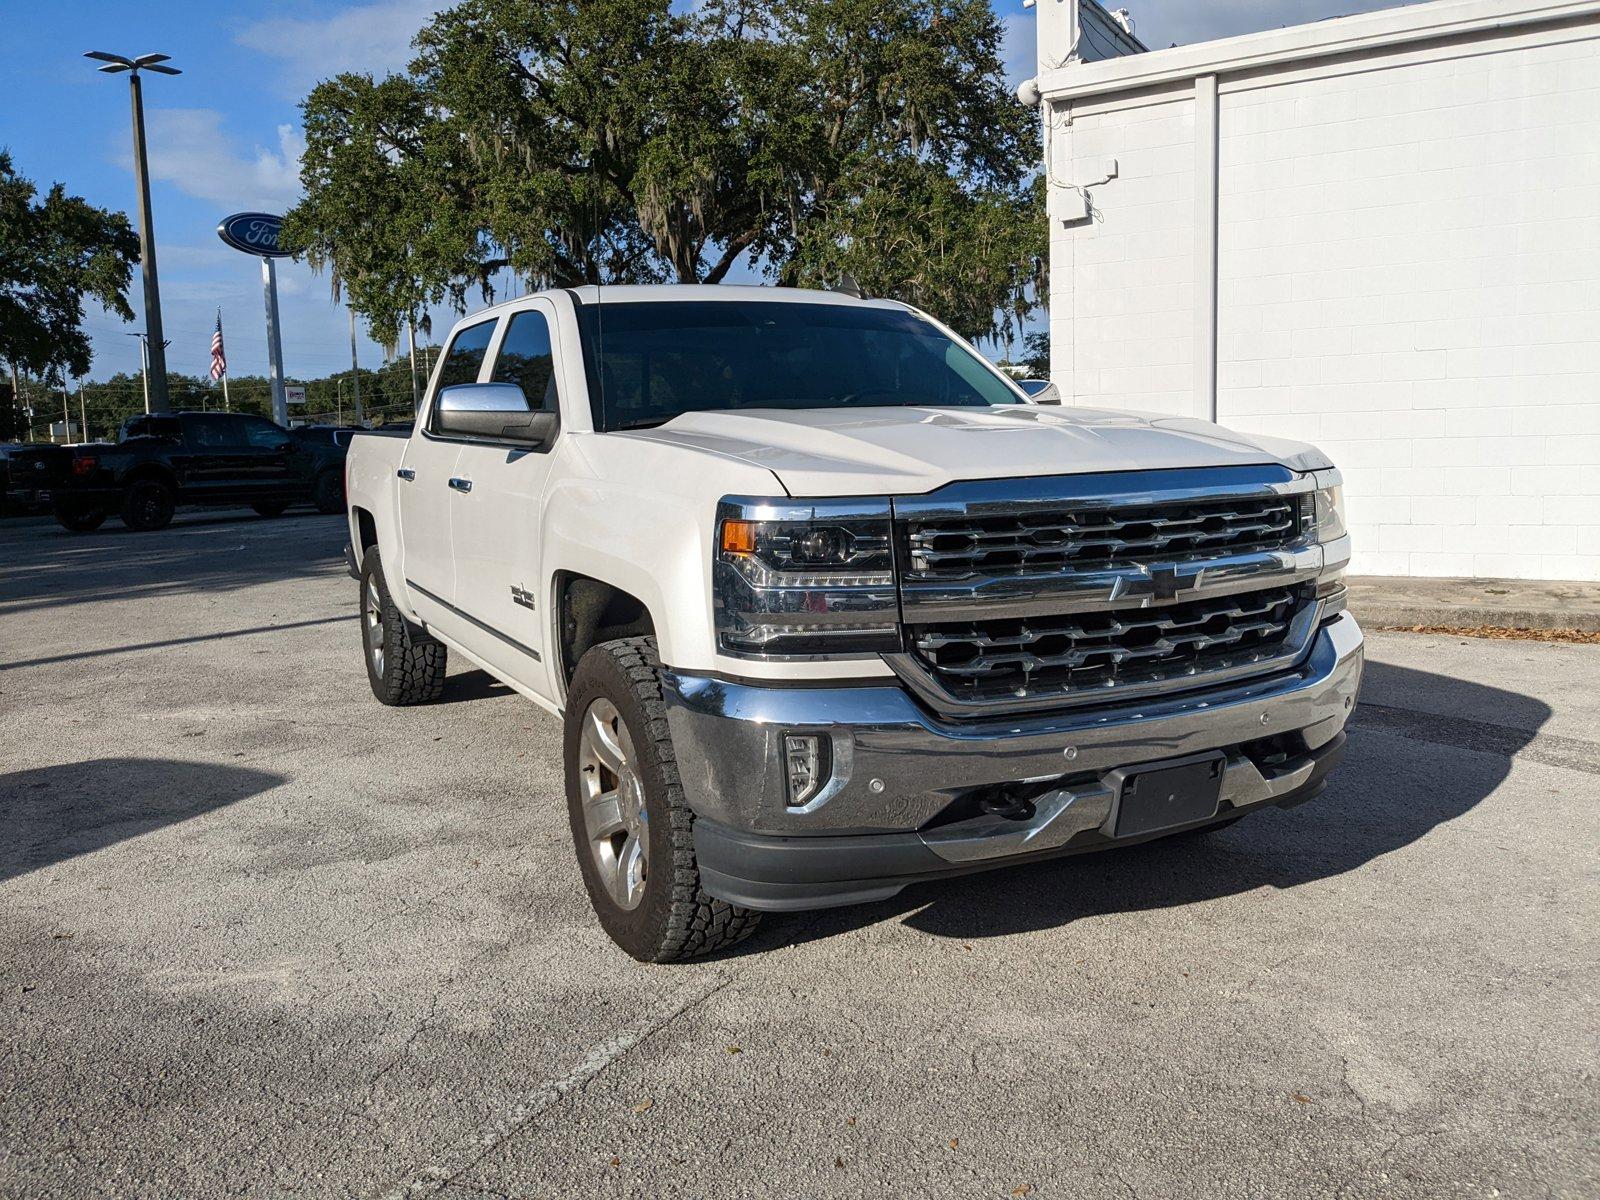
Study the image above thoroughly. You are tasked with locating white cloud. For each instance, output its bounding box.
[128,108,304,212]
[236,0,442,96]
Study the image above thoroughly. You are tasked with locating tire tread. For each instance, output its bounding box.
[580,636,760,961]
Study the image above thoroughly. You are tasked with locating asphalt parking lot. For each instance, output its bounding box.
[1,509,1596,1199]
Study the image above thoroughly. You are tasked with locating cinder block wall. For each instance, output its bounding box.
[1045,6,1600,581]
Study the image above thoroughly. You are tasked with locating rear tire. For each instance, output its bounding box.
[360,548,447,705]
[120,478,175,531]
[564,636,761,962]
[252,500,290,518]
[314,470,344,515]
[54,504,107,533]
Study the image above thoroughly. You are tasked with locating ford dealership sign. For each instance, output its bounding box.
[216,211,291,257]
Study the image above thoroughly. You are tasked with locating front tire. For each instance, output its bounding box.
[564,636,760,962]
[360,548,447,705]
[120,478,175,531]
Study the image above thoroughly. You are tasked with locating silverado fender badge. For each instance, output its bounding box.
[511,585,536,610]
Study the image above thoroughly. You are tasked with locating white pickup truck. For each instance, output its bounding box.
[345,285,1362,961]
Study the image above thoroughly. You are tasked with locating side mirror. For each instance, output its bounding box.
[1018,379,1062,405]
[434,382,558,445]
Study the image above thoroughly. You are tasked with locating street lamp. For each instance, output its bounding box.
[86,50,180,414]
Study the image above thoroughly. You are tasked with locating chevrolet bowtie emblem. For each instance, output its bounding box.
[1146,565,1199,602]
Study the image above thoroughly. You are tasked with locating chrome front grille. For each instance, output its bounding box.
[905,494,1301,582]
[885,467,1330,715]
[905,586,1309,708]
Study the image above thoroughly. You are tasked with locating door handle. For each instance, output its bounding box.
[396,468,416,481]
[447,477,472,493]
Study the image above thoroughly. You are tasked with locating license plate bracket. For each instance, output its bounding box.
[1114,753,1225,838]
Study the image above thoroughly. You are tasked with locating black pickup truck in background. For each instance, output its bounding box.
[42,411,350,533]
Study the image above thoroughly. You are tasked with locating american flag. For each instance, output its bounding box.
[209,310,227,381]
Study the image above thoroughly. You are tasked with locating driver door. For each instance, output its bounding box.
[447,301,564,695]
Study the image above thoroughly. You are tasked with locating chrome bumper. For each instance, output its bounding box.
[663,613,1363,892]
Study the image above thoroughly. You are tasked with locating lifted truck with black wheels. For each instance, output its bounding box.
[46,411,349,532]
[345,285,1362,961]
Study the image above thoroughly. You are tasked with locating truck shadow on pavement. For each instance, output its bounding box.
[0,511,346,618]
[0,758,286,885]
[751,660,1556,952]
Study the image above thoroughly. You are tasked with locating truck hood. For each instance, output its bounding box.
[624,405,1332,496]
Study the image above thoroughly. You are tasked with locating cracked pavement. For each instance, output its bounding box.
[1,509,1597,1198]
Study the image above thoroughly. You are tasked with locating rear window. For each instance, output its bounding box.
[122,416,181,442]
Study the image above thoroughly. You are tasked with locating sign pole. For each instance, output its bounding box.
[262,256,287,425]
[349,307,364,426]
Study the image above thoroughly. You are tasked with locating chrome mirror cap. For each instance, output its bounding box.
[435,382,531,413]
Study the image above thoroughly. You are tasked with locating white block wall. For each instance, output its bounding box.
[1047,11,1600,581]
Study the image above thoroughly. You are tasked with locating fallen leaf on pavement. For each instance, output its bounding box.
[632,1099,653,1114]
[1011,1185,1033,1197]
[835,1156,844,1169]
[949,1138,959,1150]
[1292,1093,1311,1104]
[725,1044,742,1055]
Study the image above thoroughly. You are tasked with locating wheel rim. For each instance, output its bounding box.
[363,578,385,678]
[577,697,649,911]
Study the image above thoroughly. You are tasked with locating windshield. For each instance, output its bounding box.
[574,300,1022,431]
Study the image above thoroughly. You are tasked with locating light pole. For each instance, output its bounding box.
[86,50,180,414]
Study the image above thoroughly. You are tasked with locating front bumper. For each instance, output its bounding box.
[663,612,1364,911]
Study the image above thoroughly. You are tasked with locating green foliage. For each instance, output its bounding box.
[284,0,1043,346]
[1021,329,1049,376]
[0,153,140,384]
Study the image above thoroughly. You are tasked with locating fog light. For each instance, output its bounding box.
[784,734,829,807]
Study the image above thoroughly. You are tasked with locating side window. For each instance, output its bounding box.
[184,415,246,448]
[434,320,496,395]
[427,319,498,435]
[491,310,559,411]
[241,417,290,448]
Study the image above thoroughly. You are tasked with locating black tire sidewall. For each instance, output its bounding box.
[563,646,680,961]
[314,471,344,514]
[54,504,107,532]
[122,479,175,531]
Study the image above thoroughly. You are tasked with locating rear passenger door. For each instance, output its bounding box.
[179,414,255,499]
[397,317,497,616]
[446,301,564,691]
[235,416,301,496]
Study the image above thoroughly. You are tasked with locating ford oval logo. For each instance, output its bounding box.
[216,211,291,257]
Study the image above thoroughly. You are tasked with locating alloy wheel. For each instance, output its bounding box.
[576,697,649,911]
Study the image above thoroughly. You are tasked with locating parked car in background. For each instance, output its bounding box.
[45,411,351,532]
[1,442,74,515]
[1017,378,1062,404]
[345,284,1360,962]
[290,424,363,450]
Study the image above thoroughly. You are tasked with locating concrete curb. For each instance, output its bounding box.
[1347,576,1600,633]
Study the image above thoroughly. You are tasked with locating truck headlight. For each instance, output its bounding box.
[713,498,899,658]
[1312,480,1346,542]
[1298,469,1346,543]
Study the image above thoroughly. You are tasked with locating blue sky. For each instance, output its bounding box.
[2,0,1412,384]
